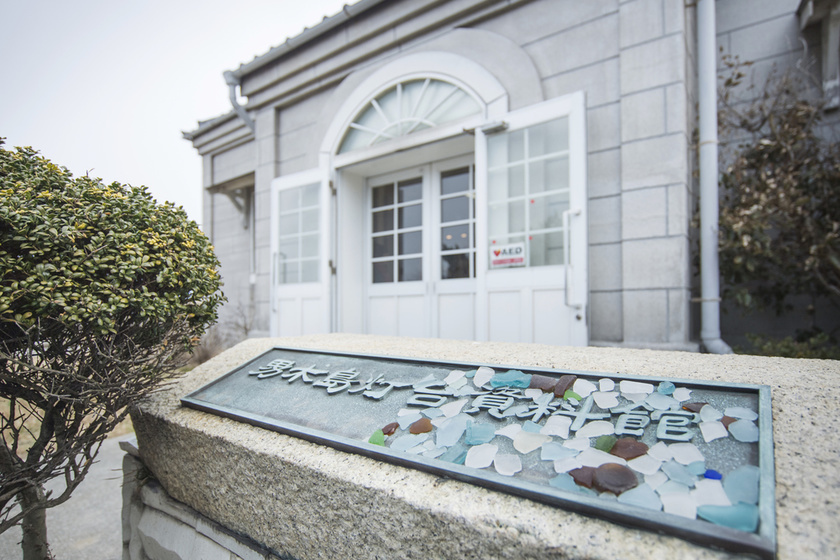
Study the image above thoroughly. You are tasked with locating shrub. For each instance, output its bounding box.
[0,140,224,559]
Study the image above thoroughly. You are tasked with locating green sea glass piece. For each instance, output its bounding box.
[697,503,759,532]
[564,390,582,401]
[368,429,385,446]
[594,435,617,452]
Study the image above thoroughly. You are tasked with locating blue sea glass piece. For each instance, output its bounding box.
[704,469,723,480]
[617,483,663,511]
[661,460,697,487]
[439,443,468,465]
[464,369,477,378]
[465,422,496,445]
[723,465,760,505]
[541,442,579,461]
[697,503,759,532]
[657,381,676,395]
[489,370,532,388]
[687,460,706,476]
[549,473,580,492]
[522,420,542,433]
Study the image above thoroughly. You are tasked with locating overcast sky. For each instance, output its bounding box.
[1,0,350,226]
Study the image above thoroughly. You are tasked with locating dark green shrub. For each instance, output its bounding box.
[0,140,224,558]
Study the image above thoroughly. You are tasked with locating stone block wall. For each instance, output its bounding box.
[122,440,283,560]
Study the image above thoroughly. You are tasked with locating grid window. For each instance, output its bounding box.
[277,183,320,284]
[439,166,475,279]
[371,178,423,283]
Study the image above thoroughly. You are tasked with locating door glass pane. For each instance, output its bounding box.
[301,208,319,232]
[373,261,394,283]
[279,260,299,285]
[373,235,394,258]
[528,117,569,157]
[441,168,469,195]
[530,231,565,266]
[441,253,470,279]
[279,213,299,236]
[372,184,394,208]
[529,193,569,230]
[398,231,422,255]
[278,237,298,260]
[301,233,319,258]
[302,184,320,207]
[441,224,469,251]
[529,156,569,194]
[398,204,422,228]
[489,201,525,236]
[301,260,319,283]
[372,209,393,233]
[279,189,299,212]
[398,258,422,282]
[398,179,422,202]
[441,196,469,223]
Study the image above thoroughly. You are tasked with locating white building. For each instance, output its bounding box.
[185,0,839,350]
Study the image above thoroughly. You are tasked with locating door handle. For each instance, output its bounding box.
[562,208,582,309]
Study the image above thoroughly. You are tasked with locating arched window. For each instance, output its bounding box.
[338,78,481,154]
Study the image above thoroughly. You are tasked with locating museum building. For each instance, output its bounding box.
[184,0,839,350]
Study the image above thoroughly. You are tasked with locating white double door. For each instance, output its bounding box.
[365,155,478,340]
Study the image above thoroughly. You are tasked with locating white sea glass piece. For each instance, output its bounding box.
[391,433,429,451]
[422,447,446,459]
[493,453,522,476]
[699,421,728,442]
[573,378,597,398]
[627,454,662,475]
[657,480,691,495]
[448,377,468,390]
[436,415,470,448]
[725,406,758,421]
[473,366,495,388]
[660,493,697,519]
[645,471,669,491]
[575,420,615,438]
[577,448,626,467]
[672,387,692,401]
[431,416,450,428]
[593,391,619,409]
[398,408,418,416]
[502,404,530,417]
[454,385,474,397]
[495,424,522,440]
[699,404,723,422]
[513,431,551,454]
[445,370,466,385]
[465,443,498,469]
[563,437,592,451]
[620,380,654,395]
[422,407,445,418]
[691,479,732,507]
[729,419,759,442]
[669,443,704,465]
[623,392,649,403]
[599,378,615,392]
[440,399,467,418]
[617,484,662,511]
[397,413,423,429]
[541,441,579,461]
[645,392,679,410]
[541,415,572,438]
[647,441,673,462]
[554,457,584,473]
[524,388,543,400]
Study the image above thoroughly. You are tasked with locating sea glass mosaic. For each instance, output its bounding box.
[182,347,775,558]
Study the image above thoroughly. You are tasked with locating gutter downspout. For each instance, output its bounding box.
[223,70,256,134]
[697,0,733,354]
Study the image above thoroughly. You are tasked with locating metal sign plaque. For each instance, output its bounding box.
[181,347,775,558]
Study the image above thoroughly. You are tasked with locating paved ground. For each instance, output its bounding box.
[0,434,127,560]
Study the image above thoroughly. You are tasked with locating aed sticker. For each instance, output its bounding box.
[490,242,525,268]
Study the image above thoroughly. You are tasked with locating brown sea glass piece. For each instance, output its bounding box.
[610,438,649,460]
[409,417,433,434]
[682,402,708,413]
[720,415,737,428]
[530,374,559,393]
[592,463,639,495]
[382,422,399,436]
[553,375,578,398]
[569,466,595,488]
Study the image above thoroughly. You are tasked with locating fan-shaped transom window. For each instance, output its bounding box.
[338,78,481,154]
